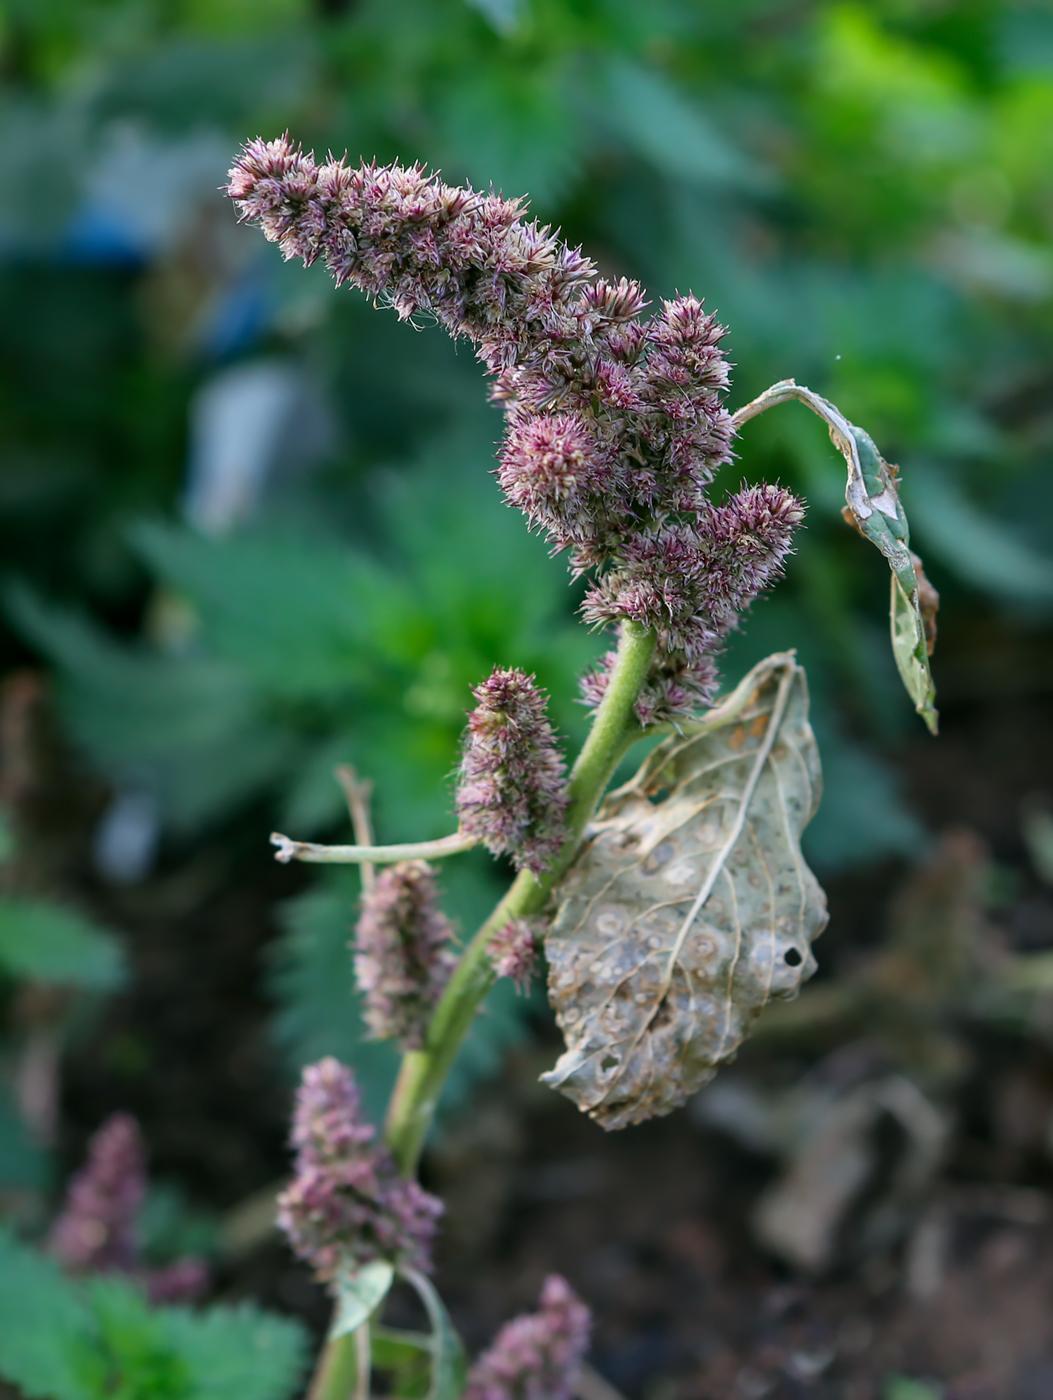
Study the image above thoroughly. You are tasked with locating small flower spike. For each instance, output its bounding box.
[354,861,457,1050]
[277,1057,442,1281]
[456,668,569,875]
[465,1274,591,1400]
[49,1112,145,1274]
[48,1111,206,1301]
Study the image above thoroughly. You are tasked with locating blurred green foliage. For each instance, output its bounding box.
[3,0,1053,1161]
[0,1226,306,1400]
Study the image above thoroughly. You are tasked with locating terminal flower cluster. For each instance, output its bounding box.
[227,137,804,722]
[277,1057,442,1281]
[354,861,457,1049]
[464,1274,591,1400]
[455,668,568,874]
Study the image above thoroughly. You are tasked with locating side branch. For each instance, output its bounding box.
[271,831,479,865]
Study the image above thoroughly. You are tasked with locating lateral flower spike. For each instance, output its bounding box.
[277,1057,442,1282]
[456,668,569,876]
[354,860,457,1050]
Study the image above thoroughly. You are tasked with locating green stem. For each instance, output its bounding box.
[306,1329,360,1400]
[383,621,657,1174]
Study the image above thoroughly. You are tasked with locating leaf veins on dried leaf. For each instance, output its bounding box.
[542,654,828,1130]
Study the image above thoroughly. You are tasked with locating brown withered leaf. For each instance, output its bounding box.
[541,653,828,1130]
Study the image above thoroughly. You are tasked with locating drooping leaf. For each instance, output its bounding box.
[732,381,939,733]
[542,654,827,1130]
[330,1259,395,1341]
[399,1268,468,1400]
[0,897,125,990]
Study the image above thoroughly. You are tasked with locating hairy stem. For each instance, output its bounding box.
[383,621,657,1174]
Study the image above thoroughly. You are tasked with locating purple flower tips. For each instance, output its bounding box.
[456,668,569,876]
[465,1274,591,1400]
[48,1111,208,1302]
[229,135,806,722]
[277,1057,442,1281]
[354,861,457,1050]
[489,918,539,993]
[49,1112,145,1275]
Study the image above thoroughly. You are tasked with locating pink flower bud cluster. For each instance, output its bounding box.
[455,669,569,874]
[465,1275,591,1400]
[227,137,804,721]
[277,1057,442,1281]
[48,1112,207,1304]
[354,861,457,1050]
[488,918,538,993]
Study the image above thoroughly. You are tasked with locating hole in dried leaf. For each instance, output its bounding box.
[600,1055,620,1072]
[646,788,671,806]
[653,994,674,1029]
[784,947,803,967]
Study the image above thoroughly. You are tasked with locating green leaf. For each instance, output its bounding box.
[159,1301,307,1400]
[399,1269,467,1400]
[7,584,298,833]
[0,897,125,989]
[129,523,393,701]
[0,1228,306,1400]
[0,1226,96,1400]
[603,59,771,191]
[906,461,1053,605]
[370,1328,432,1400]
[330,1259,395,1340]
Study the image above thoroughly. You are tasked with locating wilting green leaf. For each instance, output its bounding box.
[330,1260,395,1341]
[543,654,827,1130]
[400,1268,468,1400]
[732,382,939,733]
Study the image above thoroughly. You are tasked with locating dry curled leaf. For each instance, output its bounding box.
[542,654,828,1130]
[734,380,939,734]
